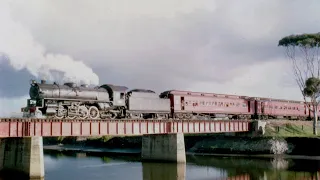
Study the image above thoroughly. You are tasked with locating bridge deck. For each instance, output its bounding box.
[0,119,250,137]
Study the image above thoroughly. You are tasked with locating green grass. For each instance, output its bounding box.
[264,123,320,137]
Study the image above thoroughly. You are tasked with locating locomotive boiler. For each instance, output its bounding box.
[29,80,110,101]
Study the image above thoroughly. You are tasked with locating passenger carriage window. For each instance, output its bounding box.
[120,93,125,99]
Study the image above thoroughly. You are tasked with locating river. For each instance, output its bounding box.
[3,150,320,180]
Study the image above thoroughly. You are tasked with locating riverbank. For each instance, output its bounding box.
[43,136,320,157]
[43,120,320,158]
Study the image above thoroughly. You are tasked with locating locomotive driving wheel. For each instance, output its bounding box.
[88,106,100,119]
[55,105,66,119]
[77,106,89,119]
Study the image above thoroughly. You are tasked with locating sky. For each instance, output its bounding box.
[1,0,320,117]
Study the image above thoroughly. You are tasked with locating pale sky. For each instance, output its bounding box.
[1,0,319,117]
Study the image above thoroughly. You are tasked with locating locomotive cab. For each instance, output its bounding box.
[99,84,128,106]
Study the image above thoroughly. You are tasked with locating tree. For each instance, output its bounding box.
[278,33,320,135]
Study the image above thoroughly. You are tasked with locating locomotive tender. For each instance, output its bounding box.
[22,80,317,120]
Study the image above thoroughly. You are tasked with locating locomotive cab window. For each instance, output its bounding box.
[120,93,125,99]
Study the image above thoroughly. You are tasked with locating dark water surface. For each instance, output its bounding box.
[5,150,320,180]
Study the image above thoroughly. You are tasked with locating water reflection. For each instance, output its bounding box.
[41,150,320,180]
[142,162,186,180]
[189,156,320,180]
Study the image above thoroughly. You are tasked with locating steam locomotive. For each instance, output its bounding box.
[23,80,170,119]
[22,80,316,120]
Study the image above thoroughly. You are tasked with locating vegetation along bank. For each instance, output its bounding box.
[43,120,320,157]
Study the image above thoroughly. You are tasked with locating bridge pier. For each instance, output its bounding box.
[251,120,267,136]
[141,133,186,163]
[0,137,44,178]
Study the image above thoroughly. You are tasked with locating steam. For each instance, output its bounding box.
[0,1,99,85]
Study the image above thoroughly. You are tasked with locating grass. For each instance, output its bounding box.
[264,120,320,137]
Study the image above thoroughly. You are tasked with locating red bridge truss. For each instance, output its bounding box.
[0,119,251,137]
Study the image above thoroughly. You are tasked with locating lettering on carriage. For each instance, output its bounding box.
[184,100,247,108]
[265,105,300,111]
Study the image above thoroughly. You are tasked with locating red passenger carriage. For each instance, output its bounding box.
[250,97,308,120]
[160,90,252,120]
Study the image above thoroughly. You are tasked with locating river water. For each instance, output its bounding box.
[4,150,320,180]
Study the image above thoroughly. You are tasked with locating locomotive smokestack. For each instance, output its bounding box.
[41,80,46,84]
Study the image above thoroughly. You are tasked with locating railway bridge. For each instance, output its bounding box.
[0,118,264,178]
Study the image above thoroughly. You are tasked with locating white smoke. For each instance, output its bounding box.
[0,1,99,85]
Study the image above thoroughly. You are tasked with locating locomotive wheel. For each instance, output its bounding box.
[35,110,43,118]
[77,106,89,119]
[54,114,64,119]
[88,106,100,119]
[55,105,66,119]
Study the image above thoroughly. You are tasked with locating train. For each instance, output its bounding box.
[21,79,318,120]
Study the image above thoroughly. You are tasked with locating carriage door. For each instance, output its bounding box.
[261,102,265,115]
[181,97,185,110]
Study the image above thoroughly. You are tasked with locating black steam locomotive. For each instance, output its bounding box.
[23,80,170,119]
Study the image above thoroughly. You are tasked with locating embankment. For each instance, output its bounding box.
[43,120,320,157]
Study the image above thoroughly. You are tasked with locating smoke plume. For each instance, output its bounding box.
[0,1,99,85]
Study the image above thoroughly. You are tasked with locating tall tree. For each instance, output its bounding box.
[278,33,320,135]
